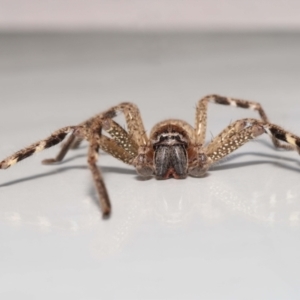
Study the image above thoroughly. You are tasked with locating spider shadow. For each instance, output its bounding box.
[1,141,300,189]
[0,163,136,188]
[43,149,110,165]
[211,153,300,173]
[0,157,136,218]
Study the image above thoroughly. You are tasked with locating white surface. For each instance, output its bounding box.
[2,0,300,31]
[1,31,300,299]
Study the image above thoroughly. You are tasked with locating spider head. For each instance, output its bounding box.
[134,120,209,179]
[151,123,189,179]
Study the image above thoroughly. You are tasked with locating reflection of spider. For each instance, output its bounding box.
[1,95,300,217]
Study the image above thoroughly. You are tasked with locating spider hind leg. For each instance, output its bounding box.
[0,126,75,169]
[42,133,77,165]
[205,118,300,164]
[195,94,293,150]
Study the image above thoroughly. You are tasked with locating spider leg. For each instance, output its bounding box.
[99,135,135,164]
[100,117,155,175]
[0,126,75,170]
[88,136,111,217]
[70,136,83,149]
[195,94,292,150]
[85,117,141,217]
[42,118,96,165]
[101,118,139,157]
[205,118,300,164]
[89,117,149,217]
[42,133,77,164]
[187,120,247,177]
[71,102,148,146]
[43,102,148,165]
[95,102,148,146]
[205,119,248,154]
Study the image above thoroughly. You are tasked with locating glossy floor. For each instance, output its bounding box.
[1,31,300,299]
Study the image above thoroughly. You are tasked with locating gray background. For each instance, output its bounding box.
[1,0,300,30]
[1,31,300,299]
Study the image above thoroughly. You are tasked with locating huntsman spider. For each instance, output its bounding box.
[1,95,299,218]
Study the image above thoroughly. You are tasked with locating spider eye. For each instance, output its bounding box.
[159,135,166,142]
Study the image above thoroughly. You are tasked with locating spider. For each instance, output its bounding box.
[1,95,300,218]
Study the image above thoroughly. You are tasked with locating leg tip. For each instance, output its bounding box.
[42,158,57,165]
[0,162,9,169]
[102,209,111,220]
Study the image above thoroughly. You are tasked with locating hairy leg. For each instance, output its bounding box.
[0,126,75,169]
[87,139,111,217]
[101,118,139,157]
[43,102,148,164]
[195,94,292,149]
[42,133,77,164]
[205,118,300,164]
[205,119,248,154]
[96,102,148,146]
[99,135,137,164]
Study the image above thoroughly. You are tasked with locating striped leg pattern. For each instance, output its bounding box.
[42,133,77,165]
[195,94,293,150]
[205,118,300,164]
[0,102,148,217]
[0,126,75,169]
[1,99,299,218]
[42,102,148,165]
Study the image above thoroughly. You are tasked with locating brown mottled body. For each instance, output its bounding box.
[1,95,300,218]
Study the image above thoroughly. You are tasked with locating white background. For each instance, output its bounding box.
[1,31,300,299]
[1,1,300,299]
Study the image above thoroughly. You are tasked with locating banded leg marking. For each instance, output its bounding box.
[42,133,77,165]
[45,102,148,164]
[265,125,300,153]
[207,95,268,121]
[206,119,300,163]
[0,126,75,169]
[195,94,286,149]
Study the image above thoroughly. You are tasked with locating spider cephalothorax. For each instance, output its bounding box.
[151,122,190,179]
[146,120,209,179]
[1,94,300,218]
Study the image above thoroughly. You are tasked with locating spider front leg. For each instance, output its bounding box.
[205,118,300,164]
[195,94,292,150]
[87,133,111,217]
[83,114,151,217]
[187,121,246,177]
[42,102,148,165]
[100,117,154,176]
[100,102,148,146]
[100,103,156,176]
